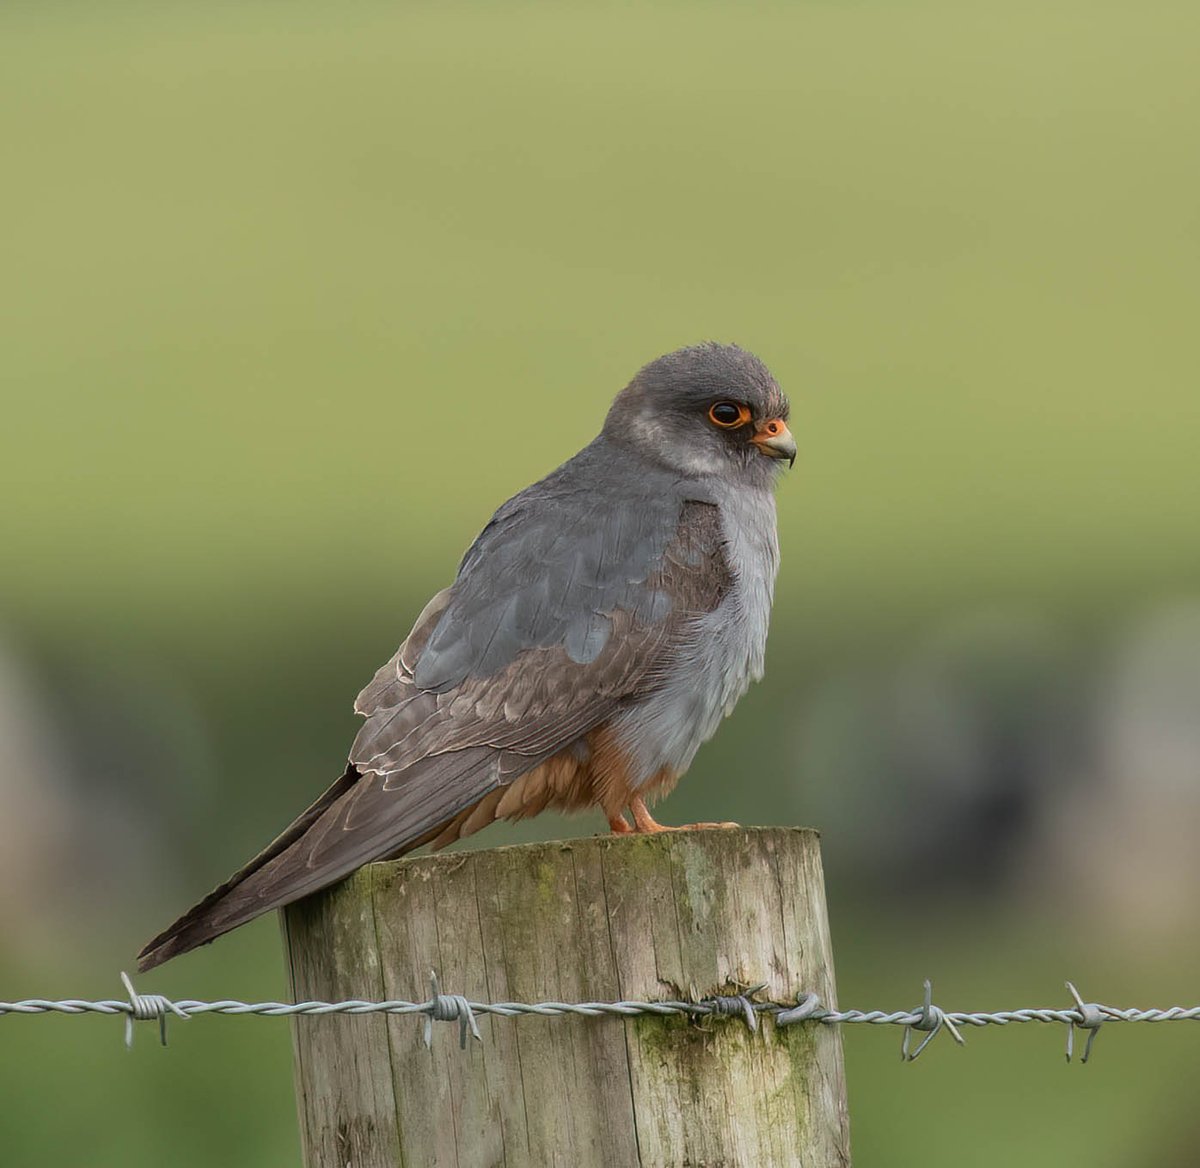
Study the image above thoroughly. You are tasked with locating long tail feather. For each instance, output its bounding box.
[136,748,506,971]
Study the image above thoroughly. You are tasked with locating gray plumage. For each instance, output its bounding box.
[138,342,793,971]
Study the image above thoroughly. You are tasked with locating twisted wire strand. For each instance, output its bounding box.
[8,999,1198,1024]
[3,974,1198,1061]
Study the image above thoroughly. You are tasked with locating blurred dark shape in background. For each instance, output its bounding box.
[794,609,1077,896]
[1032,603,1200,936]
[792,605,1200,940]
[0,636,216,961]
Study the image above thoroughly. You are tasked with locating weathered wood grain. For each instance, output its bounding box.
[285,827,850,1167]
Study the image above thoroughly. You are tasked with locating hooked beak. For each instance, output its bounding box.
[751,419,796,468]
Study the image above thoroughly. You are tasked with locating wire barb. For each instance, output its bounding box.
[900,980,965,1062]
[701,983,767,1033]
[119,972,188,1049]
[423,972,481,1050]
[1064,981,1105,1064]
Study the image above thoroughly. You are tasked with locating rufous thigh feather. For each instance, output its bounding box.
[429,750,590,851]
[427,731,684,852]
[637,766,683,806]
[585,726,679,823]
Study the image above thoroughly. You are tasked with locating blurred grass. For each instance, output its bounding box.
[1,1,1198,1165]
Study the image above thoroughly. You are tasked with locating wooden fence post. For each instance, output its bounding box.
[282,827,850,1167]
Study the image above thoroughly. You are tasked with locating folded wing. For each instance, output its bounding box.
[137,475,730,971]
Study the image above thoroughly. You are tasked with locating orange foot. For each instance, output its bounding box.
[606,813,634,835]
[629,796,739,834]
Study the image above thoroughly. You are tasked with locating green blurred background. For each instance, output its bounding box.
[2,1,1198,1164]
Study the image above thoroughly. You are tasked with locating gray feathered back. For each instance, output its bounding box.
[414,438,704,692]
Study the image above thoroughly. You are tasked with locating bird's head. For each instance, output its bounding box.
[603,342,795,484]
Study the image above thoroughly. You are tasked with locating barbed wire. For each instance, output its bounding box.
[3,972,1198,1063]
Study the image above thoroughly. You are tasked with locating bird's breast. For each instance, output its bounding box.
[610,486,780,787]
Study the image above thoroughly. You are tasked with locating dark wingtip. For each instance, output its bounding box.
[135,950,161,974]
[137,912,230,971]
[135,927,192,973]
[135,892,238,972]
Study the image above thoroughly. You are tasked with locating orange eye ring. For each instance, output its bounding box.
[708,401,751,429]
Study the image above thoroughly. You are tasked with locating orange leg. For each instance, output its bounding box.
[607,812,634,834]
[630,796,669,833]
[629,795,738,834]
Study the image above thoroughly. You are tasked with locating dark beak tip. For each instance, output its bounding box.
[753,420,797,467]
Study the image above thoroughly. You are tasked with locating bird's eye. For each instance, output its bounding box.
[708,401,750,428]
